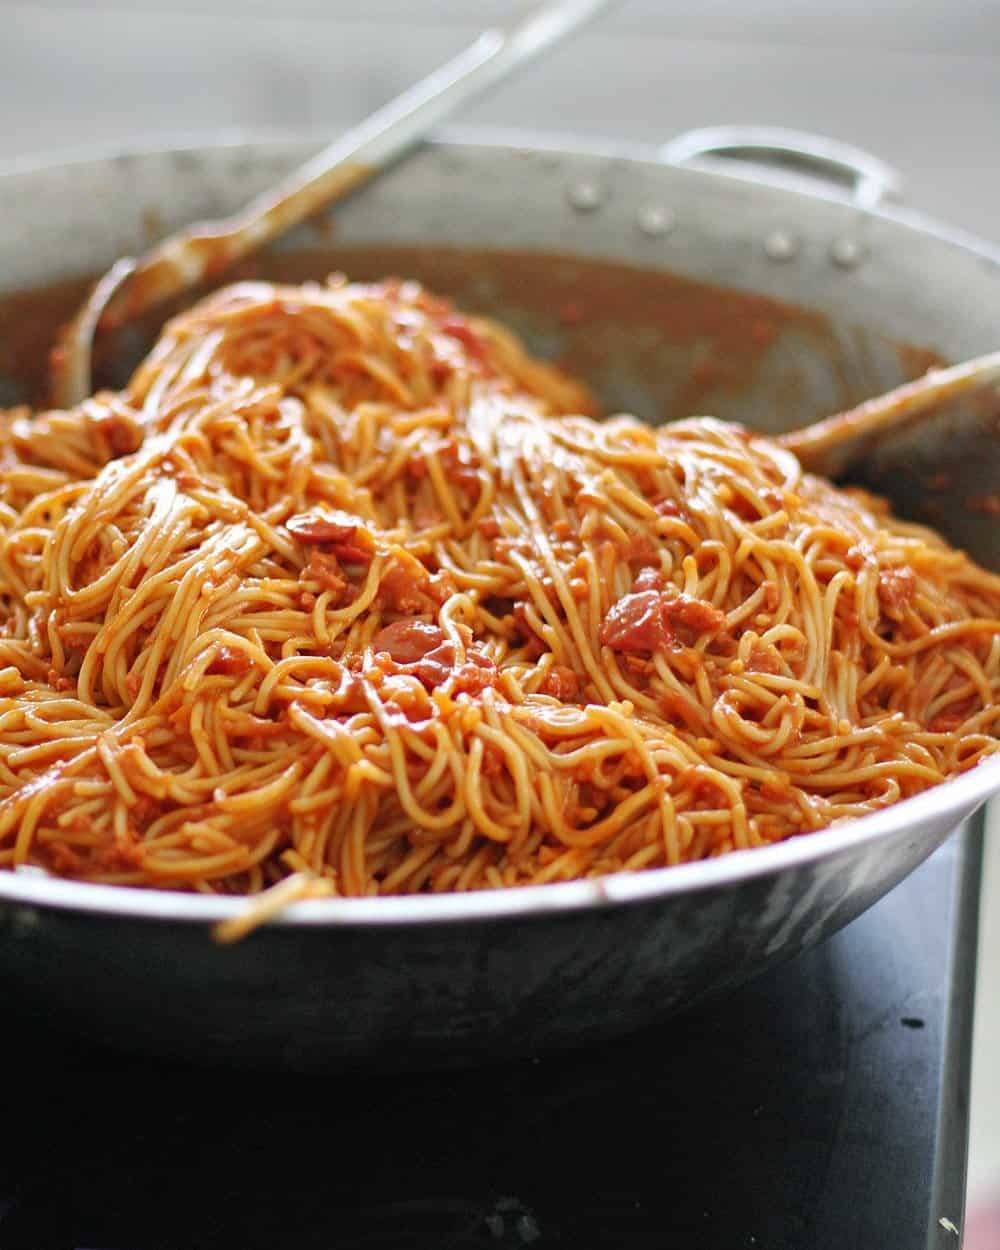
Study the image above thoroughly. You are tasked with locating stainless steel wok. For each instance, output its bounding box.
[0,128,997,1067]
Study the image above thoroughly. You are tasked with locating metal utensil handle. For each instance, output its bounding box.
[101,0,617,327]
[660,125,902,210]
[780,347,1000,478]
[270,0,617,205]
[52,0,617,406]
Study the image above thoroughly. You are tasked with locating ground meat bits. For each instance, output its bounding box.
[601,586,725,654]
[378,558,453,614]
[664,595,726,636]
[371,619,497,696]
[207,646,251,676]
[540,664,579,700]
[877,566,916,618]
[302,550,350,603]
[372,620,444,664]
[287,512,357,544]
[287,511,374,565]
[601,590,673,653]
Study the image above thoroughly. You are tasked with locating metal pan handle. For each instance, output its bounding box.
[659,125,903,210]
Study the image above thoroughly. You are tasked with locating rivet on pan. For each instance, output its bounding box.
[830,237,866,269]
[566,180,606,212]
[636,204,676,237]
[763,229,800,262]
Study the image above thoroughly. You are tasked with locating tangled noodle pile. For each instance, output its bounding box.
[0,277,997,901]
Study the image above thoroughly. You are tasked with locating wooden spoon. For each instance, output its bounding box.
[780,349,1000,477]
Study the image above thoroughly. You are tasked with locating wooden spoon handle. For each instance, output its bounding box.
[780,349,1000,478]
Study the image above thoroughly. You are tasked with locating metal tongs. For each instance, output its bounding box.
[51,0,618,409]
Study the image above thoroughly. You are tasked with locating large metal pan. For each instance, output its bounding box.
[0,129,997,1067]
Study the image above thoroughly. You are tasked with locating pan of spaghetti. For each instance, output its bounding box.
[0,131,997,1066]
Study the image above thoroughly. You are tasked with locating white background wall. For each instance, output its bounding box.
[3,0,1000,240]
[2,0,1000,1219]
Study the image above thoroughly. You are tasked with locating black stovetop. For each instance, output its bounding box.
[0,817,982,1250]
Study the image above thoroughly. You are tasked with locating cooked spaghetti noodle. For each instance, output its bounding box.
[0,276,997,899]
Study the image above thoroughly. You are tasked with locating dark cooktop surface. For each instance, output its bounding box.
[0,819,981,1250]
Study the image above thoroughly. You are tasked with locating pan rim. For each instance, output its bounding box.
[2,756,996,929]
[1,125,999,271]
